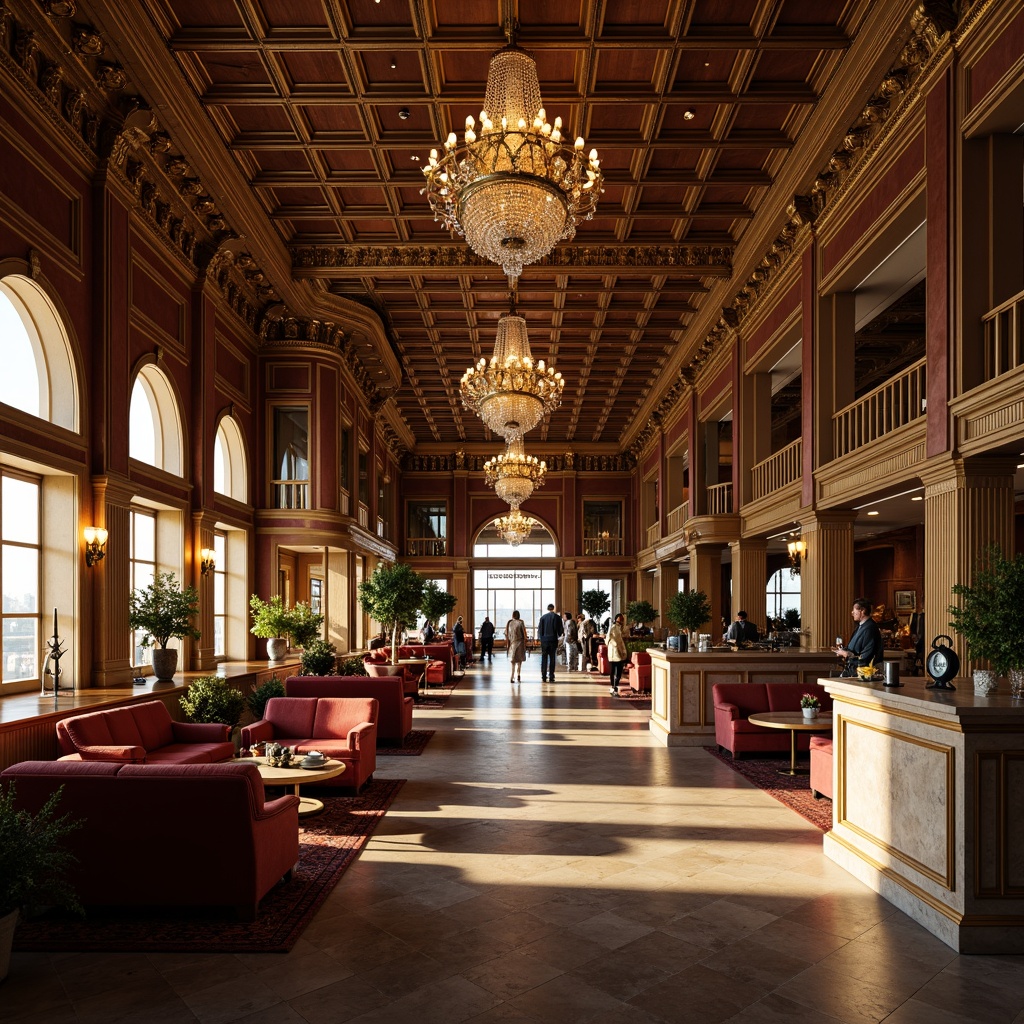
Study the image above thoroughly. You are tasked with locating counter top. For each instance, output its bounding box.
[821,676,1024,722]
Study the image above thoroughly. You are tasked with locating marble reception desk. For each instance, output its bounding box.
[647,648,841,746]
[821,677,1024,953]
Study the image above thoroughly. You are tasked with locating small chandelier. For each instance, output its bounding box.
[460,303,563,439]
[484,435,546,507]
[420,36,603,282]
[494,508,536,547]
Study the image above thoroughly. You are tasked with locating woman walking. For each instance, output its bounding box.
[607,612,628,696]
[505,610,527,684]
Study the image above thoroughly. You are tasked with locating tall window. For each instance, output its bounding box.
[214,416,247,501]
[407,502,447,556]
[272,407,308,508]
[129,366,184,476]
[474,568,556,641]
[766,568,801,623]
[473,519,556,558]
[0,291,41,418]
[130,509,157,667]
[1,472,41,689]
[213,530,227,657]
[583,501,623,555]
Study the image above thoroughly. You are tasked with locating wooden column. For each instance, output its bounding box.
[326,547,350,653]
[689,542,722,636]
[652,560,679,636]
[729,538,767,631]
[799,510,856,650]
[735,369,772,509]
[90,475,135,687]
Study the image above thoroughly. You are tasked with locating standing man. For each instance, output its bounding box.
[563,611,580,672]
[581,614,598,671]
[537,603,564,684]
[835,598,884,677]
[422,621,435,645]
[478,616,495,662]
[726,611,759,644]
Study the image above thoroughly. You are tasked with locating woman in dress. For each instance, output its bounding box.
[505,609,527,684]
[606,612,628,696]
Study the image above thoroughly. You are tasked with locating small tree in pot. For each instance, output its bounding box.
[667,589,712,649]
[626,600,658,635]
[357,561,425,665]
[180,676,246,737]
[420,580,458,631]
[128,571,201,681]
[249,594,292,661]
[300,638,338,676]
[288,602,324,649]
[580,589,611,627]
[246,677,284,721]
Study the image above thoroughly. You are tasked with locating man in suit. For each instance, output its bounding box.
[537,603,564,683]
[726,611,759,644]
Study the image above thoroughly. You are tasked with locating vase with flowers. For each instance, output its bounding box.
[800,693,821,720]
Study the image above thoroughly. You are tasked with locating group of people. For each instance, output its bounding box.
[500,605,613,686]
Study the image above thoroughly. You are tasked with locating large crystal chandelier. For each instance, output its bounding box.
[421,38,603,282]
[484,435,546,507]
[460,305,563,439]
[493,508,536,547]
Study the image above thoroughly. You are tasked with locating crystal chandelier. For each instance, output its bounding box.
[460,304,563,439]
[421,39,603,282]
[494,508,536,547]
[484,435,546,507]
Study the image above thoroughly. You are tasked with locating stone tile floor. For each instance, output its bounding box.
[4,663,1024,1023]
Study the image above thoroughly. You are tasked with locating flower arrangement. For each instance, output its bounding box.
[800,693,820,709]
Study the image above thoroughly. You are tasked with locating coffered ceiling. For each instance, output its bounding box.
[102,0,914,450]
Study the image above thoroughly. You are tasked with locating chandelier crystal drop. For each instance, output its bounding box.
[460,308,563,439]
[483,435,547,507]
[420,43,603,281]
[493,507,536,547]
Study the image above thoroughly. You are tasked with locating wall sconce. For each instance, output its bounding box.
[83,527,108,567]
[200,547,217,576]
[787,537,806,576]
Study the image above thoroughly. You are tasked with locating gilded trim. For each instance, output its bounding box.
[831,694,964,732]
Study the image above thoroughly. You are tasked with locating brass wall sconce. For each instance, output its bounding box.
[200,547,217,576]
[787,537,806,576]
[83,526,107,567]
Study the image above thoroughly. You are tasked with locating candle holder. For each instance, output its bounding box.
[41,609,73,698]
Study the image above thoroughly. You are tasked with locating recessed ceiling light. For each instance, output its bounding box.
[866,510,880,516]
[911,496,923,501]
[398,108,410,120]
[410,154,420,161]
[390,59,397,69]
[683,109,696,120]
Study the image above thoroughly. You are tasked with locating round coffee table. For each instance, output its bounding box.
[747,712,833,776]
[398,656,430,694]
[236,756,346,817]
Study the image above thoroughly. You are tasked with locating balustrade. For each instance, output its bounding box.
[406,538,447,557]
[707,481,733,515]
[357,504,369,529]
[751,438,803,501]
[666,501,688,535]
[582,536,623,556]
[982,287,1024,379]
[832,358,926,459]
[272,480,309,510]
[646,522,660,547]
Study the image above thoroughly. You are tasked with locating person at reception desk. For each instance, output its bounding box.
[834,597,884,676]
[726,610,759,643]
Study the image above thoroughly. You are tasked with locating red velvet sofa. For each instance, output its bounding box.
[242,696,377,792]
[399,643,455,683]
[810,735,833,800]
[712,682,833,757]
[56,700,234,764]
[0,760,299,918]
[285,675,413,744]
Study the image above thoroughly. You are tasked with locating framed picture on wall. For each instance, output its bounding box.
[894,590,916,612]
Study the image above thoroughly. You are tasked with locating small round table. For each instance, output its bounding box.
[236,756,346,817]
[397,656,430,694]
[747,712,832,776]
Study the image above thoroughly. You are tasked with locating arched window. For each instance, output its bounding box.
[129,365,184,476]
[766,568,801,623]
[214,416,247,501]
[0,275,79,430]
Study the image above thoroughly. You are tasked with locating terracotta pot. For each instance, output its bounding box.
[266,637,288,662]
[0,908,18,983]
[151,647,178,682]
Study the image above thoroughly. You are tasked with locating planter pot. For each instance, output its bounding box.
[802,708,819,719]
[1010,668,1024,700]
[0,908,18,983]
[151,648,178,682]
[973,669,999,696]
[266,637,288,662]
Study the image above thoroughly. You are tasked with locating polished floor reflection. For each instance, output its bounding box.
[4,660,1024,1023]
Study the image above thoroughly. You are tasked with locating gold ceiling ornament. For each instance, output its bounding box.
[493,507,536,547]
[483,435,547,507]
[459,302,563,439]
[420,34,603,283]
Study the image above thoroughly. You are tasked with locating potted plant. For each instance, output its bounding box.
[288,602,324,649]
[300,638,338,676]
[420,581,458,631]
[667,589,712,650]
[0,783,83,982]
[949,546,1024,694]
[246,676,284,721]
[180,675,246,741]
[626,600,658,635]
[249,594,293,661]
[128,571,202,681]
[800,693,821,719]
[357,561,425,665]
[337,656,368,677]
[580,588,611,627]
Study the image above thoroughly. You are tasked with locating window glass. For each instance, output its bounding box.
[129,378,157,464]
[766,568,802,623]
[473,520,556,558]
[274,408,308,480]
[1,472,41,685]
[213,530,227,658]
[130,509,157,667]
[2,476,39,543]
[213,429,226,494]
[0,290,40,417]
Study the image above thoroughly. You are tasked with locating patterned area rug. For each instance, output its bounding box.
[416,676,462,708]
[13,778,406,954]
[704,747,832,832]
[377,729,434,755]
[608,691,652,710]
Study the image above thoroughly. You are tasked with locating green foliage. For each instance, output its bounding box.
[580,589,611,621]
[667,589,712,633]
[180,675,246,730]
[783,608,801,629]
[420,580,458,627]
[249,594,292,640]
[246,677,284,721]
[300,638,338,676]
[949,546,1024,674]
[0,783,83,917]
[626,600,658,626]
[128,571,201,649]
[800,693,820,708]
[288,602,324,648]
[358,562,425,647]
[337,656,368,677]
[625,639,654,656]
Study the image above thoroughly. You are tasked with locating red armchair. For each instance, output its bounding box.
[242,697,378,792]
[630,651,652,693]
[399,644,453,683]
[285,675,413,744]
[810,735,833,800]
[713,682,833,758]
[364,651,420,697]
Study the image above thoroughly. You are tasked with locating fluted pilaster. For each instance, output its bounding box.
[799,510,855,649]
[652,561,679,635]
[91,475,135,687]
[729,539,768,630]
[689,543,723,634]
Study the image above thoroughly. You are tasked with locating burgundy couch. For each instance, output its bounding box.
[713,682,833,757]
[810,735,834,800]
[399,643,454,683]
[242,696,377,792]
[56,700,234,764]
[285,675,413,744]
[0,760,299,918]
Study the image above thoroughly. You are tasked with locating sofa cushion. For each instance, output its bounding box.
[312,697,377,739]
[264,697,317,736]
[766,682,832,713]
[145,742,234,764]
[64,713,114,750]
[104,709,145,749]
[131,701,175,749]
[712,683,771,716]
[77,744,145,762]
[4,759,123,779]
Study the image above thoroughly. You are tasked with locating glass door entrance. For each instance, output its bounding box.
[474,567,556,643]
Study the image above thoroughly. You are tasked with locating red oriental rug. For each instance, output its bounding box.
[377,729,434,755]
[704,747,833,832]
[13,778,405,954]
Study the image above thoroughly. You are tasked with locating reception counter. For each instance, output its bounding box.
[821,677,1024,953]
[647,648,841,746]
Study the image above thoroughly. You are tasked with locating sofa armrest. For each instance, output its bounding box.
[241,721,274,746]
[172,721,231,742]
[78,744,145,762]
[257,792,301,822]
[713,701,739,720]
[347,722,375,750]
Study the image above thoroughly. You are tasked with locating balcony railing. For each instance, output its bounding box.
[646,522,660,547]
[707,481,733,515]
[341,491,350,516]
[582,536,623,556]
[272,479,309,510]
[357,503,369,530]
[832,357,926,459]
[406,537,447,557]
[983,286,1024,379]
[666,501,688,535]
[376,516,386,539]
[751,438,803,501]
